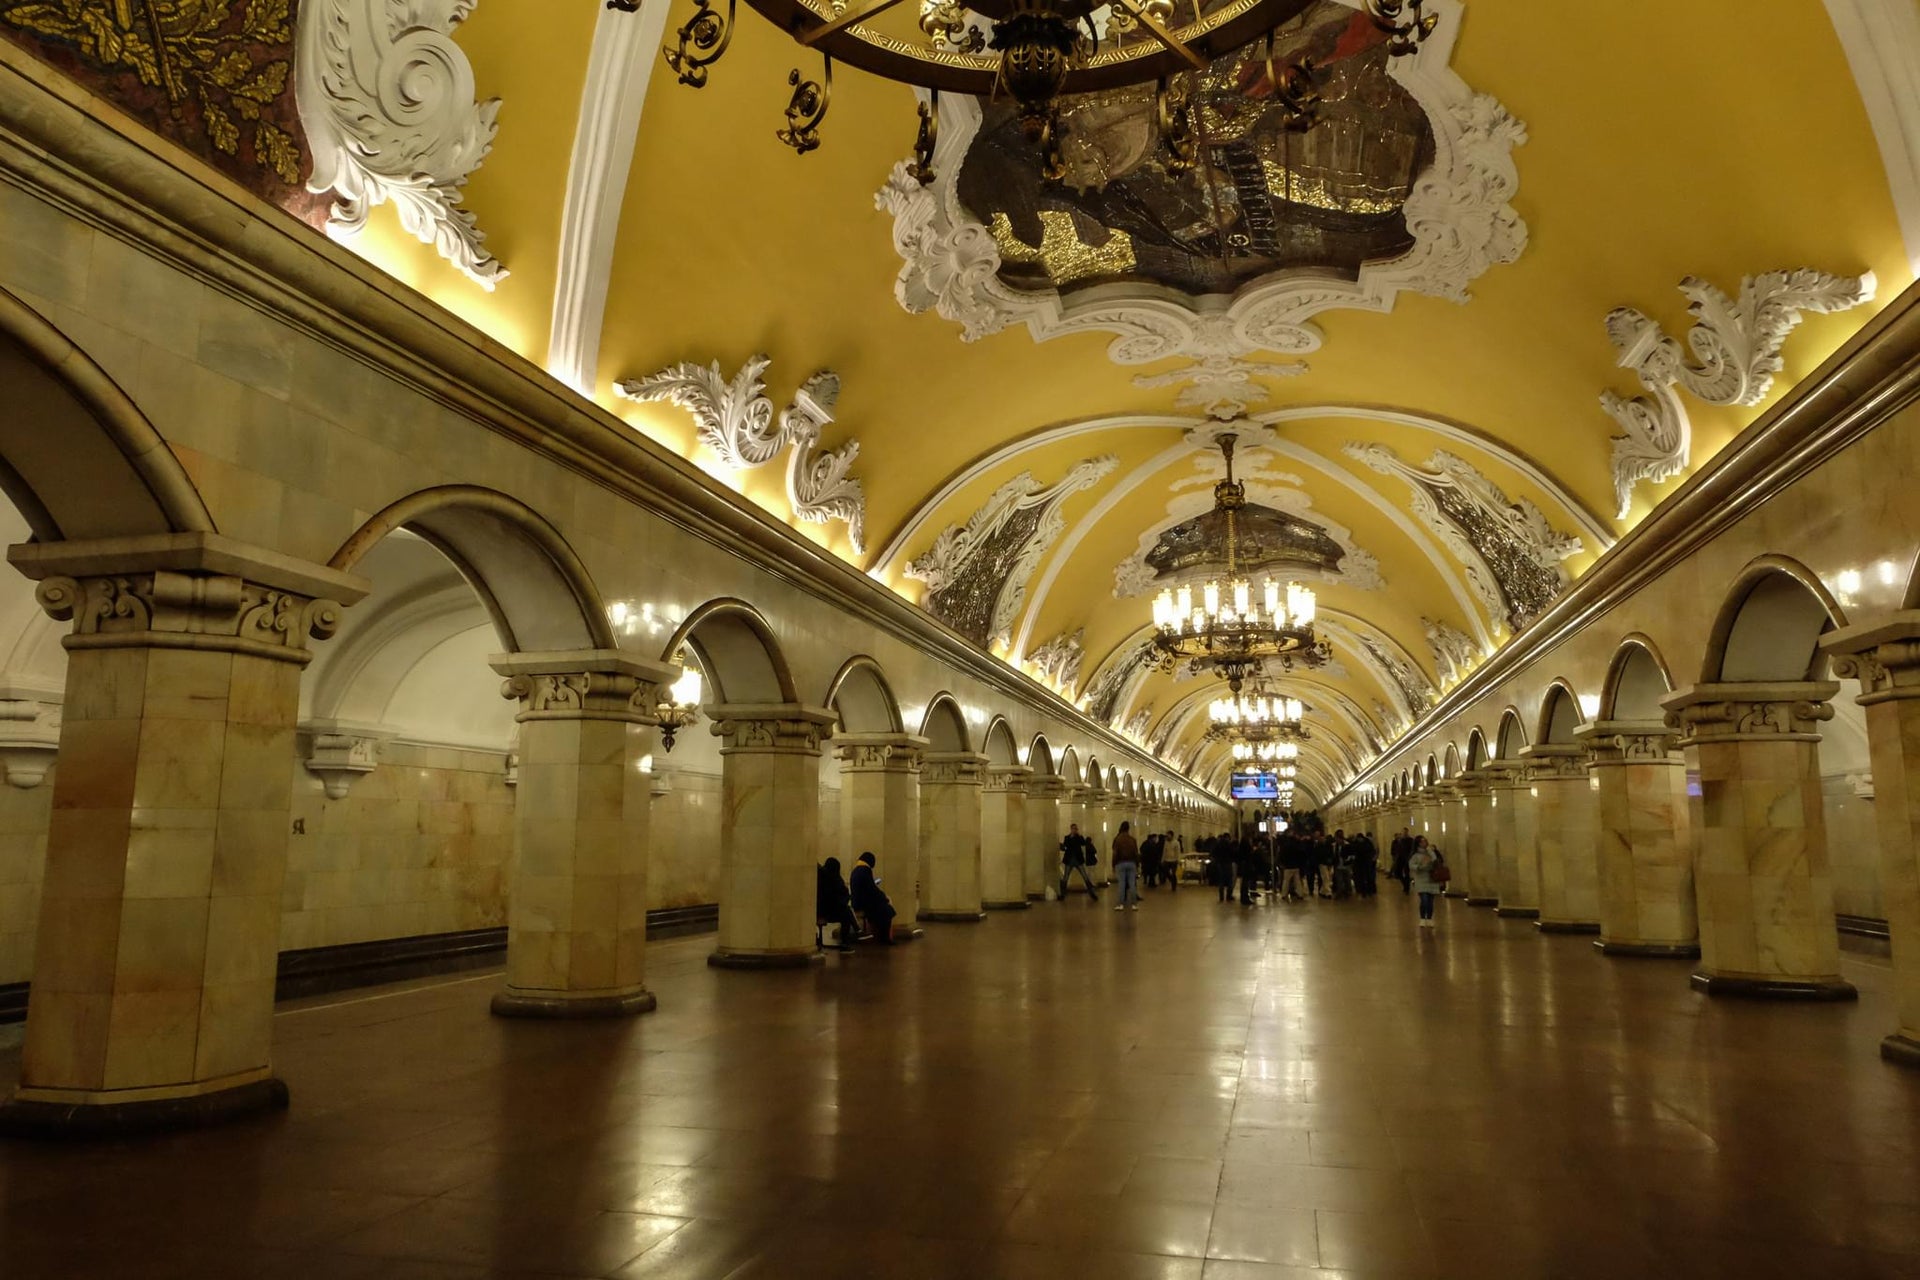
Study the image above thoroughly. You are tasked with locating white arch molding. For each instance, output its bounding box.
[1826,0,1920,277]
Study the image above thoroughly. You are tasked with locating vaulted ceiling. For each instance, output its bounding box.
[325,0,1913,804]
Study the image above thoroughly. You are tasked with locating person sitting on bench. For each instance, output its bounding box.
[817,857,861,951]
[849,851,897,945]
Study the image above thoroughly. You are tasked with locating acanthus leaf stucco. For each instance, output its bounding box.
[1601,268,1877,517]
[297,0,507,289]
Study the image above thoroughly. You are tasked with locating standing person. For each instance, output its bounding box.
[1279,833,1306,902]
[1357,834,1379,897]
[816,857,861,952]
[1059,823,1100,904]
[1409,835,1441,929]
[1390,829,1413,894]
[1209,836,1235,903]
[1237,835,1258,906]
[1141,830,1165,889]
[1112,821,1141,911]
[849,851,897,945]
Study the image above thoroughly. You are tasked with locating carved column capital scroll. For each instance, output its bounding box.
[491,650,682,725]
[833,732,928,772]
[985,764,1032,794]
[1574,718,1682,766]
[921,752,988,787]
[710,703,838,755]
[1517,742,1591,781]
[1661,682,1839,747]
[1822,612,1920,705]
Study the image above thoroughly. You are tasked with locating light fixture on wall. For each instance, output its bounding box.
[1150,434,1328,693]
[607,0,1433,179]
[656,657,704,752]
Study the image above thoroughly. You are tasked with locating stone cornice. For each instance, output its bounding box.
[0,44,1217,814]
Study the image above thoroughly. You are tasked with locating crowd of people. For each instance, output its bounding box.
[814,817,1449,948]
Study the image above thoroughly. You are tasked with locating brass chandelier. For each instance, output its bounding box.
[1232,740,1298,763]
[607,0,1435,179]
[1150,433,1329,692]
[1207,685,1308,743]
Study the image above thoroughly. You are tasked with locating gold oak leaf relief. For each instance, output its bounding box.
[0,0,301,184]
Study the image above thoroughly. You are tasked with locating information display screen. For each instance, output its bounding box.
[1230,771,1282,800]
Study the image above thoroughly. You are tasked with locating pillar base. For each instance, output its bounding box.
[984,900,1032,911]
[1595,938,1700,959]
[0,1076,289,1138]
[1690,970,1858,1001]
[1881,1033,1920,1067]
[1442,889,1470,899]
[1465,897,1499,907]
[1495,906,1540,919]
[1026,891,1046,901]
[707,949,824,970]
[919,910,987,923]
[1534,920,1601,935]
[491,988,657,1019]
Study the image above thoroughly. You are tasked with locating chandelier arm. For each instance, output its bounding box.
[1108,0,1208,71]
[800,0,912,46]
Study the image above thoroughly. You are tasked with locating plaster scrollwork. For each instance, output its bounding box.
[1122,707,1153,742]
[498,670,664,723]
[296,0,507,289]
[1343,443,1582,631]
[616,355,868,552]
[872,12,1528,418]
[1421,616,1481,686]
[1601,269,1878,517]
[37,572,343,660]
[1025,628,1086,696]
[904,456,1117,648]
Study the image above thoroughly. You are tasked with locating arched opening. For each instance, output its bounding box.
[1059,746,1083,785]
[1027,733,1057,776]
[825,656,903,735]
[1703,559,1845,684]
[1537,682,1584,745]
[1495,708,1528,759]
[982,717,1018,767]
[1443,743,1460,777]
[919,694,972,753]
[1600,637,1673,721]
[1465,728,1487,771]
[660,598,797,706]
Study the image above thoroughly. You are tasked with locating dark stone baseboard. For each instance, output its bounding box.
[1837,913,1891,939]
[491,989,657,1019]
[708,949,822,970]
[1495,906,1540,920]
[1535,920,1602,935]
[1690,971,1858,1001]
[984,900,1032,911]
[1465,897,1498,908]
[1595,938,1700,959]
[1882,1033,1920,1068]
[0,1077,288,1138]
[919,910,987,923]
[0,907,722,1024]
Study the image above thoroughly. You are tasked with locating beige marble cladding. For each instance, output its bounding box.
[0,773,51,984]
[1822,772,1883,919]
[1579,721,1698,954]
[983,766,1030,908]
[835,733,924,928]
[1455,771,1491,902]
[1024,776,1063,898]
[919,752,987,920]
[711,708,837,965]
[282,740,512,952]
[1666,683,1852,996]
[1488,763,1535,916]
[1522,746,1602,930]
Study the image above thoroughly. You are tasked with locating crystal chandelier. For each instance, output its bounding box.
[1151,433,1329,692]
[1232,740,1299,763]
[606,0,1434,179]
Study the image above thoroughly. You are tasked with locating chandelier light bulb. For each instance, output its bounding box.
[1203,579,1221,617]
[1232,578,1251,616]
[1153,590,1174,630]
[1176,584,1193,618]
[1264,578,1281,619]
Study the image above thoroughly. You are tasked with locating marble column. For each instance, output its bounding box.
[709,705,839,968]
[920,752,987,921]
[1663,682,1854,1000]
[0,539,364,1134]
[1457,771,1496,905]
[1521,744,1602,934]
[835,732,927,936]
[1429,783,1468,896]
[983,765,1031,909]
[1577,720,1698,958]
[1824,620,1920,1060]
[1489,760,1539,918]
[490,652,678,1018]
[1025,775,1063,899]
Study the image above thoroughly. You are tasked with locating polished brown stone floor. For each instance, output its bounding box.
[2,890,1918,1279]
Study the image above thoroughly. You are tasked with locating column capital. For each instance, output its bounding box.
[1027,774,1068,798]
[11,534,369,666]
[1518,742,1590,779]
[922,751,989,785]
[492,650,683,725]
[834,732,928,771]
[1455,769,1492,795]
[1574,718,1682,765]
[1821,611,1920,703]
[1485,758,1530,788]
[985,764,1033,793]
[1662,681,1839,746]
[709,703,838,754]
[300,718,394,800]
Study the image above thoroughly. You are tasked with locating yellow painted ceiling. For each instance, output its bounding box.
[332,0,1911,799]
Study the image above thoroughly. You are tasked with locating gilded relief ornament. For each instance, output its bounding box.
[1,0,301,183]
[296,0,506,288]
[1602,268,1876,518]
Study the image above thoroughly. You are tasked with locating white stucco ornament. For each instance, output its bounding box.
[297,0,508,289]
[1602,268,1876,518]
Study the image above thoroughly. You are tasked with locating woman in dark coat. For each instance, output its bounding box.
[848,851,897,945]
[816,857,860,951]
